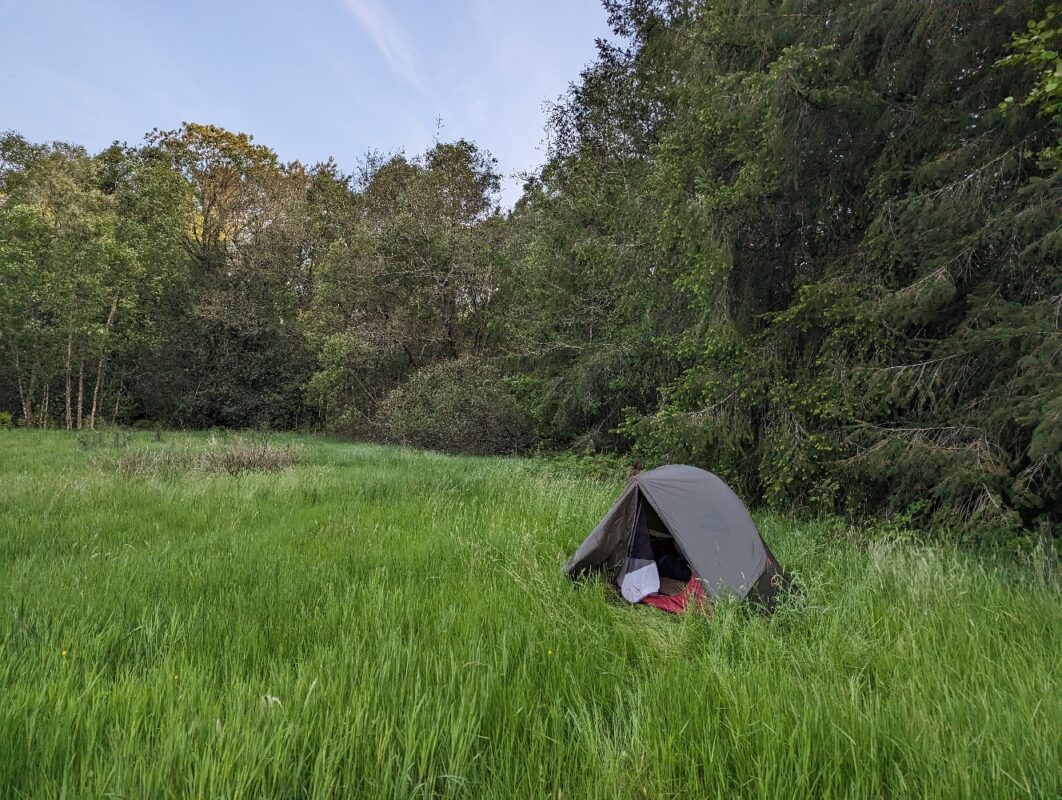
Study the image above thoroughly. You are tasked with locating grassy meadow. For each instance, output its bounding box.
[0,429,1059,799]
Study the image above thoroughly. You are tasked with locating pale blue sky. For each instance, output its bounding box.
[0,0,611,205]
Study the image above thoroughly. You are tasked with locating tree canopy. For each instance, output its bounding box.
[1,0,1058,535]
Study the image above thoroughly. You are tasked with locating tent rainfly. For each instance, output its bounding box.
[564,464,788,609]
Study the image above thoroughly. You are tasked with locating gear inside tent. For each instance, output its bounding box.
[564,465,788,614]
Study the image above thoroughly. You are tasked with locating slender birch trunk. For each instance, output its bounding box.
[76,352,84,430]
[90,360,105,431]
[90,295,119,431]
[112,384,123,426]
[14,351,33,426]
[65,333,73,430]
[41,384,49,429]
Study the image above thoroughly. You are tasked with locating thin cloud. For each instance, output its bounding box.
[342,0,426,92]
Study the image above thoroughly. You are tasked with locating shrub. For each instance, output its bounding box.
[0,412,12,429]
[78,429,133,450]
[108,438,301,477]
[376,357,535,456]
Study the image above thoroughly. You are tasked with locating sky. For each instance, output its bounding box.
[0,0,612,206]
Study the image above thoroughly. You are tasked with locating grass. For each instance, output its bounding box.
[102,432,302,477]
[0,429,1059,799]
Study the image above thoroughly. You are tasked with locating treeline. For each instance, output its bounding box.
[1,0,1059,532]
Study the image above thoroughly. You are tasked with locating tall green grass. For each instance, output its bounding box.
[1,430,1058,798]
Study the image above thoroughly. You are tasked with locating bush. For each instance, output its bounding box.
[107,436,301,477]
[77,429,133,450]
[0,412,12,429]
[376,357,534,456]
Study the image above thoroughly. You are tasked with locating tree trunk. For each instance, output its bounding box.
[90,295,119,431]
[112,384,123,426]
[76,352,85,430]
[41,383,49,429]
[65,333,73,430]
[90,360,105,431]
[14,351,33,426]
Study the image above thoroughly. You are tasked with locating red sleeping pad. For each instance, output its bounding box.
[639,576,712,616]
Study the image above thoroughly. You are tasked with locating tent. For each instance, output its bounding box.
[564,464,788,610]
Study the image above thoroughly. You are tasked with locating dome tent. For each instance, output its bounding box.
[565,465,787,608]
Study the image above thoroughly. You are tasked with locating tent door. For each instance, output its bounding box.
[638,492,697,596]
[616,491,697,602]
[616,493,660,603]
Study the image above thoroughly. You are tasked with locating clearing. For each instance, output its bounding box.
[0,430,1058,798]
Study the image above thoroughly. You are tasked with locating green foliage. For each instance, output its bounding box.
[529,0,1061,531]
[1,2,1058,533]
[0,132,142,430]
[0,411,12,428]
[998,4,1062,161]
[536,449,632,483]
[302,140,506,433]
[376,356,534,455]
[138,124,313,429]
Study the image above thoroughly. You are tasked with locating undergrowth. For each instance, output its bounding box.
[91,432,302,476]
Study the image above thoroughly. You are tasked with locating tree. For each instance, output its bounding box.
[998,3,1062,161]
[94,142,192,425]
[303,140,506,432]
[594,0,1060,528]
[143,123,312,428]
[498,17,689,448]
[1,0,1056,534]
[0,135,136,429]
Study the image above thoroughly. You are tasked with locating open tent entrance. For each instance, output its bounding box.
[643,498,694,596]
[617,491,698,603]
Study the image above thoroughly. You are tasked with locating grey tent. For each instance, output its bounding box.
[565,465,787,608]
